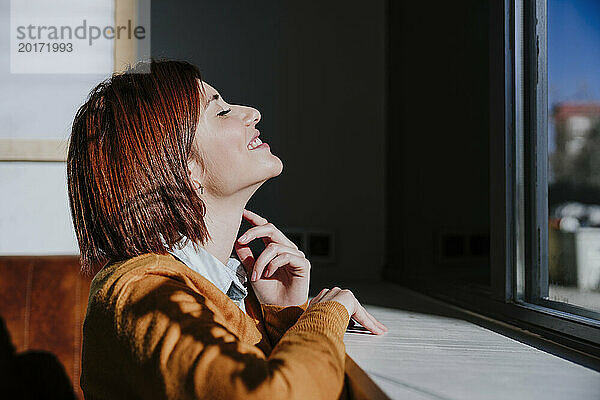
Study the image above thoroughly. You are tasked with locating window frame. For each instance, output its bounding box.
[491,0,600,352]
[384,0,600,368]
[520,0,600,323]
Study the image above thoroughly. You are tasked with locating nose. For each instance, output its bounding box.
[243,107,261,127]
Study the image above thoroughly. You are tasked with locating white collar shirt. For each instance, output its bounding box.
[165,236,249,314]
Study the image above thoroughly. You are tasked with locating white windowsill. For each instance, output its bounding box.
[326,281,600,400]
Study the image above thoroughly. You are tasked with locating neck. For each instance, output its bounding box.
[200,184,260,266]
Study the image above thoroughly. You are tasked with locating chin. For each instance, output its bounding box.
[248,155,283,185]
[272,156,284,176]
[257,157,283,184]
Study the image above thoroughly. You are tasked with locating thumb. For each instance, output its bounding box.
[234,241,255,275]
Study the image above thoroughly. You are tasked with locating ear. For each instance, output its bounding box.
[186,156,202,181]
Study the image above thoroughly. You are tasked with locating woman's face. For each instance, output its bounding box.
[189,80,283,196]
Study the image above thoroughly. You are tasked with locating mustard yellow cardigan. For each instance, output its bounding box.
[80,252,352,399]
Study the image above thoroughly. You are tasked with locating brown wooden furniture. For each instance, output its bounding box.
[0,255,91,399]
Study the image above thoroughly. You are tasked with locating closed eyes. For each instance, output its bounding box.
[205,93,230,116]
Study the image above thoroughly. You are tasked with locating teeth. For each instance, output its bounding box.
[247,137,263,150]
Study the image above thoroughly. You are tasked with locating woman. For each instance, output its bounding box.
[68,58,388,400]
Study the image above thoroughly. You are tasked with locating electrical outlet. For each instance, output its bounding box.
[281,227,336,263]
[307,230,335,263]
[280,227,307,254]
[437,228,489,263]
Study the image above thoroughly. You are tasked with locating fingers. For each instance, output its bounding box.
[359,305,389,334]
[320,286,343,301]
[237,222,299,250]
[309,287,342,307]
[237,210,308,282]
[251,242,305,281]
[308,287,342,306]
[242,208,269,225]
[309,287,389,335]
[238,209,299,250]
[352,307,384,335]
[263,252,309,279]
[233,241,255,271]
[309,288,329,307]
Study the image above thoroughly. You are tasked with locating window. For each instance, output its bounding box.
[385,0,600,365]
[546,0,600,315]
[508,0,600,352]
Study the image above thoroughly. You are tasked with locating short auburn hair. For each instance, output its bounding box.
[67,58,211,277]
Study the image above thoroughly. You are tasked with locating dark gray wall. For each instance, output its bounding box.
[151,0,387,283]
[385,1,491,288]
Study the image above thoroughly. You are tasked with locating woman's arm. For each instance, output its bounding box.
[113,273,350,400]
[260,299,309,346]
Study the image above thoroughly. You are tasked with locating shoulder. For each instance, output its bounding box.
[88,252,210,310]
[85,252,231,335]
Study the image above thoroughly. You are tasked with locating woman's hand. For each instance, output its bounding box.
[234,209,310,307]
[309,287,389,335]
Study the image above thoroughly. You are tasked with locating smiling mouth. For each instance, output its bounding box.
[247,135,265,150]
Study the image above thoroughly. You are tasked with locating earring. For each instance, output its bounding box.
[193,180,204,194]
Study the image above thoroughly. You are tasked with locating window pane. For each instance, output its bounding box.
[548,0,600,313]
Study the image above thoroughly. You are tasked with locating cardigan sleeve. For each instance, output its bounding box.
[114,273,350,400]
[260,299,309,346]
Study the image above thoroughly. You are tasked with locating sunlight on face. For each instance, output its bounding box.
[189,80,283,197]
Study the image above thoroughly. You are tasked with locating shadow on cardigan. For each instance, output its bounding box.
[122,274,389,399]
[85,265,386,399]
[124,276,287,394]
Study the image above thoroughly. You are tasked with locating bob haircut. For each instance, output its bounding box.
[67,58,212,277]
